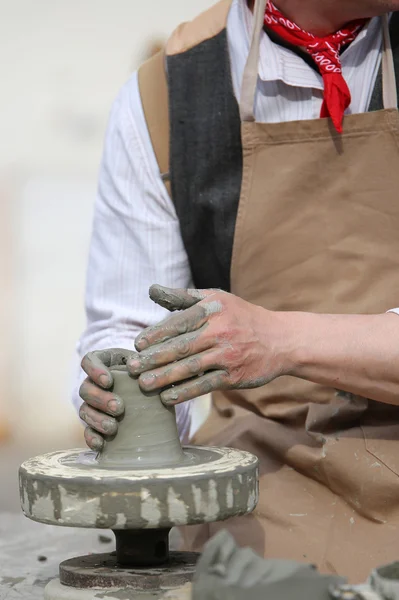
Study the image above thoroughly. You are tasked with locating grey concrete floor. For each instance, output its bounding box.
[0,512,182,600]
[0,513,116,599]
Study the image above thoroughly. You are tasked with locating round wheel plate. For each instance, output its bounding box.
[60,551,200,591]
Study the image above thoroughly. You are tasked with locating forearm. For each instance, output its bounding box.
[278,311,399,405]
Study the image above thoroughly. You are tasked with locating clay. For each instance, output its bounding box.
[20,363,259,529]
[19,356,259,600]
[192,531,345,600]
[19,446,258,530]
[369,563,399,599]
[97,367,184,468]
[149,285,204,312]
[148,285,224,314]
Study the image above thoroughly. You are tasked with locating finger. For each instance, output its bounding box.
[129,327,211,375]
[81,348,132,388]
[81,351,113,389]
[138,349,221,392]
[160,370,229,406]
[79,378,124,416]
[135,303,216,352]
[79,403,118,436]
[84,426,104,452]
[149,285,216,312]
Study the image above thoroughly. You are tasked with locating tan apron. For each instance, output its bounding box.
[184,1,399,582]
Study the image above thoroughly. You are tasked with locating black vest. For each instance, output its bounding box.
[167,15,399,292]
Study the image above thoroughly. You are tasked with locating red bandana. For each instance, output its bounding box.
[264,2,366,132]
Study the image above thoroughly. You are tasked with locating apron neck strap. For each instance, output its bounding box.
[239,5,397,122]
[240,0,267,122]
[382,14,397,110]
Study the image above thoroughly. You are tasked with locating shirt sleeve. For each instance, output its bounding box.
[72,72,193,441]
[388,309,399,315]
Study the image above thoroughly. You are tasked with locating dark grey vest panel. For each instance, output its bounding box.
[369,12,399,111]
[167,30,242,292]
[167,17,399,292]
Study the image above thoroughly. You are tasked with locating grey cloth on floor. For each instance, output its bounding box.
[191,530,345,600]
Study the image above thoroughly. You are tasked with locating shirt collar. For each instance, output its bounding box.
[238,0,384,90]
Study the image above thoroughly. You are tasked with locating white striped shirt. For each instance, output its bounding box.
[73,0,396,439]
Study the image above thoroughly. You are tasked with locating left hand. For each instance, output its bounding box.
[127,285,292,405]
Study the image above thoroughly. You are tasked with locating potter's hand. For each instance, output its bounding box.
[79,348,132,451]
[127,285,291,405]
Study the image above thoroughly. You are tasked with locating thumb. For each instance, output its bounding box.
[149,285,216,312]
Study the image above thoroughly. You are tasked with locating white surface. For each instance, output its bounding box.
[9,177,95,439]
[0,0,216,176]
[0,513,114,600]
[0,0,216,447]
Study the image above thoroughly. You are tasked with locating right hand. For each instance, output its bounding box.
[79,348,133,451]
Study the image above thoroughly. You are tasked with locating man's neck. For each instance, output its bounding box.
[248,0,391,36]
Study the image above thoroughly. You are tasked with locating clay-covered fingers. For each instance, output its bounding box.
[149,284,214,312]
[83,426,105,452]
[160,370,229,406]
[81,348,133,389]
[129,328,211,376]
[138,349,221,392]
[79,348,133,452]
[134,302,217,352]
[79,403,118,437]
[79,377,124,417]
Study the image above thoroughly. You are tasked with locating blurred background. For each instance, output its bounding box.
[0,0,215,510]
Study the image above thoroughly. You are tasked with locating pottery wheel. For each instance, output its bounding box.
[19,367,259,597]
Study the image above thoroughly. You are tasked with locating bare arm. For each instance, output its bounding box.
[286,311,399,405]
[126,286,399,407]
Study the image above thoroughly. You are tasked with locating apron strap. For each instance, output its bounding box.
[138,51,171,197]
[382,14,398,109]
[239,0,267,122]
[239,4,397,123]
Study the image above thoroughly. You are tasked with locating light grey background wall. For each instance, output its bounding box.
[0,0,215,444]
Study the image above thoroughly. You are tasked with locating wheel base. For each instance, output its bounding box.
[44,577,192,600]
